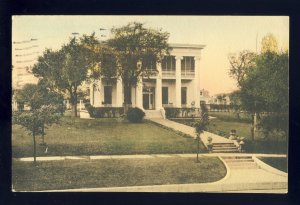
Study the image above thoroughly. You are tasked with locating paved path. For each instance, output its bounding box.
[149,118,234,145]
[14,153,286,162]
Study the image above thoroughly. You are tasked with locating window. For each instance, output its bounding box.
[162,56,176,71]
[181,87,187,105]
[162,87,168,104]
[104,86,112,104]
[181,56,195,71]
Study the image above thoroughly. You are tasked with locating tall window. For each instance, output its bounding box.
[181,87,187,105]
[181,56,195,72]
[104,86,112,104]
[161,56,176,71]
[162,87,168,104]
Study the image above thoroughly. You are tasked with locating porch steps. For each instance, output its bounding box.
[222,156,259,169]
[211,142,239,153]
[144,110,163,119]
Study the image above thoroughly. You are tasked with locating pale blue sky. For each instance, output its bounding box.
[12,15,289,95]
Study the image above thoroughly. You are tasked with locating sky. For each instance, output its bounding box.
[12,15,289,95]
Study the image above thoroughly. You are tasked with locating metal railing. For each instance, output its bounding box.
[162,70,176,77]
[181,70,195,78]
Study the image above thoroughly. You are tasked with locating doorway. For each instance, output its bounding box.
[143,87,155,110]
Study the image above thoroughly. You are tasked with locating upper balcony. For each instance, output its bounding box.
[181,70,195,79]
[162,70,176,78]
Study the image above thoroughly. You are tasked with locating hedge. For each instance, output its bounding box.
[85,103,124,118]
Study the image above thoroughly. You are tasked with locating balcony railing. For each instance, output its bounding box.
[181,70,195,78]
[162,70,176,78]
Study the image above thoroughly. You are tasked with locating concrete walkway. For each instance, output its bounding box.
[149,118,234,145]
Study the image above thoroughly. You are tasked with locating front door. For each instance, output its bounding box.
[143,87,155,110]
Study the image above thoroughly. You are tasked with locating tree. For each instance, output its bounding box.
[107,22,170,111]
[193,104,209,162]
[13,84,64,163]
[228,50,257,87]
[32,34,98,117]
[261,33,279,54]
[240,51,289,138]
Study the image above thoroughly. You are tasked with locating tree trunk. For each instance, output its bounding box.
[32,130,36,164]
[251,113,255,141]
[196,134,200,163]
[71,88,78,117]
[41,124,45,144]
[123,84,132,113]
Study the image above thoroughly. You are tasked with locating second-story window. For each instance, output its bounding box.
[181,56,195,72]
[162,56,176,71]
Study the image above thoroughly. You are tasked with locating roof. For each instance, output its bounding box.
[169,43,206,49]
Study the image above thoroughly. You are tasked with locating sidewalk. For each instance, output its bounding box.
[14,153,286,162]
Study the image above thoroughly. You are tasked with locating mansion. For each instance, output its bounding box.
[88,43,205,113]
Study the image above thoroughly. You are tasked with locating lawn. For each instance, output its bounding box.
[12,157,226,191]
[258,157,287,173]
[12,116,206,157]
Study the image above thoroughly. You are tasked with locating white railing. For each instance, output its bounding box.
[181,70,195,78]
[162,70,176,77]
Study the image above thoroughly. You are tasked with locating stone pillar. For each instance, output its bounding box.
[136,77,143,109]
[194,56,201,108]
[94,79,102,107]
[116,78,123,107]
[79,100,83,111]
[89,83,94,106]
[175,56,183,107]
[155,62,162,110]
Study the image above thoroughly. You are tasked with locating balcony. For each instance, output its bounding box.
[162,70,176,78]
[181,70,195,78]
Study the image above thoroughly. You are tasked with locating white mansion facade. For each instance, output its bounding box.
[89,43,205,111]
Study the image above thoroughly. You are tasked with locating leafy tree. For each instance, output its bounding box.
[107,22,170,110]
[261,33,279,53]
[240,51,288,138]
[13,84,64,163]
[32,34,98,117]
[193,104,209,162]
[228,50,257,87]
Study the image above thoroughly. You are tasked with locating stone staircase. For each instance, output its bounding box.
[144,110,163,119]
[222,156,259,169]
[211,142,239,153]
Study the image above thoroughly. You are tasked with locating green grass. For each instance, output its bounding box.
[12,116,206,157]
[209,111,252,123]
[12,157,226,191]
[258,157,287,173]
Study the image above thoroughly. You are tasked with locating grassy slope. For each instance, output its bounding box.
[12,157,226,191]
[12,117,206,157]
[172,111,287,154]
[258,157,287,173]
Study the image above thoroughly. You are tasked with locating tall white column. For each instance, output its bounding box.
[116,78,123,107]
[175,56,182,107]
[89,83,94,106]
[194,56,201,108]
[155,62,162,110]
[94,79,102,107]
[136,77,143,109]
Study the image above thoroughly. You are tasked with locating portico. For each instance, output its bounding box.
[89,43,205,110]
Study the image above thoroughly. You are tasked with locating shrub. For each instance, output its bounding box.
[84,103,124,118]
[164,108,181,118]
[126,107,145,123]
